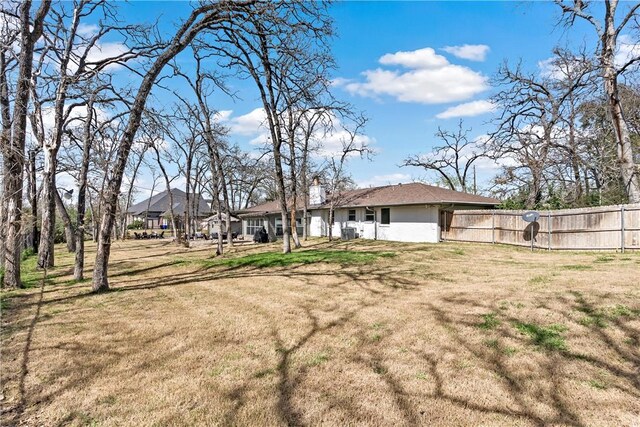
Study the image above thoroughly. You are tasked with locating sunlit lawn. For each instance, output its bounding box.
[1,238,639,426]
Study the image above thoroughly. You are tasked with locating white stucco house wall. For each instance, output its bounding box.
[236,181,499,243]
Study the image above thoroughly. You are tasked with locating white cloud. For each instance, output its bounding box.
[380,47,448,69]
[537,57,564,79]
[357,173,413,188]
[215,108,268,136]
[340,47,488,104]
[317,129,374,158]
[615,34,640,69]
[330,77,353,87]
[436,100,496,119]
[441,44,490,62]
[77,23,99,37]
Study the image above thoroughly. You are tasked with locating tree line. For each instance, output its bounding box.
[403,1,640,210]
[0,0,369,291]
[3,1,640,292]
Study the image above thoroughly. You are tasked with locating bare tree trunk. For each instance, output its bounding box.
[286,113,301,249]
[37,147,57,267]
[0,51,11,266]
[74,102,93,280]
[568,110,583,203]
[301,152,309,241]
[55,190,76,252]
[121,151,145,240]
[526,167,543,209]
[151,144,180,244]
[184,159,192,243]
[601,1,640,202]
[28,149,39,252]
[206,144,224,256]
[144,180,158,231]
[328,206,334,242]
[3,0,51,288]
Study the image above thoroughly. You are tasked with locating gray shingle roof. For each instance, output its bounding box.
[127,188,213,216]
[237,183,499,217]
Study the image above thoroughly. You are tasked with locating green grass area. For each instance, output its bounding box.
[514,322,568,351]
[204,249,396,269]
[573,290,639,328]
[20,250,45,289]
[478,312,501,330]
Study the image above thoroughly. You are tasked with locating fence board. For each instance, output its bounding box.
[442,204,640,251]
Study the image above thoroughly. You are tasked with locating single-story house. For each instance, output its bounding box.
[126,188,213,230]
[236,182,499,243]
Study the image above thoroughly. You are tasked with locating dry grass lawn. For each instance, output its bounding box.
[1,238,639,426]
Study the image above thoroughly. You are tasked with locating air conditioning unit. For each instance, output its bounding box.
[341,227,356,240]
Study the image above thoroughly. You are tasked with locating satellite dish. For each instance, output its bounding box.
[522,211,540,223]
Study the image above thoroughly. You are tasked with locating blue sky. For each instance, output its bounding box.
[90,1,607,197]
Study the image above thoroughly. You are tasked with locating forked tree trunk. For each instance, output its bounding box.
[3,0,51,288]
[91,1,266,291]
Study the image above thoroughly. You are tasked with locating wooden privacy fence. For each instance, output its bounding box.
[441,204,640,251]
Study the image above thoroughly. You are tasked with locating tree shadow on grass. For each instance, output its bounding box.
[4,243,639,426]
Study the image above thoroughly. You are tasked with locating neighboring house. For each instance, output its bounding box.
[236,182,499,243]
[126,188,213,230]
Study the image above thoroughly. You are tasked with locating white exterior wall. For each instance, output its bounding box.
[310,210,327,237]
[309,205,441,243]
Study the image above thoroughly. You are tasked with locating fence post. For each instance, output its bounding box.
[444,210,448,242]
[492,210,495,244]
[548,211,551,251]
[621,205,625,254]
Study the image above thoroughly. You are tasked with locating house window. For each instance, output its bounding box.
[365,208,375,222]
[348,209,356,221]
[381,208,390,225]
[246,218,263,236]
[296,217,304,236]
[275,218,283,236]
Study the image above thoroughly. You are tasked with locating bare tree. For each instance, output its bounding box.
[34,0,151,268]
[488,60,590,208]
[325,115,370,241]
[1,0,51,288]
[403,120,485,193]
[556,0,640,202]
[91,1,261,292]
[214,2,334,254]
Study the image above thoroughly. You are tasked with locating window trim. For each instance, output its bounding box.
[246,218,263,236]
[365,208,375,222]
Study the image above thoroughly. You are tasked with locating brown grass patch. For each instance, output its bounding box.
[1,239,639,426]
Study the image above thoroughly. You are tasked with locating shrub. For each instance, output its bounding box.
[127,220,144,230]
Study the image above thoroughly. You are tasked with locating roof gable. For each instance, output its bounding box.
[128,188,213,216]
